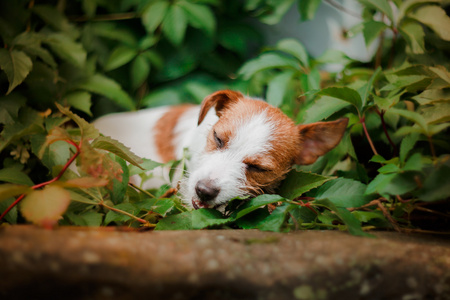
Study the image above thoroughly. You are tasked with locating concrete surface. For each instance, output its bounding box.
[0,226,449,300]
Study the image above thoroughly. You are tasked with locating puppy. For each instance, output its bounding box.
[94,90,348,209]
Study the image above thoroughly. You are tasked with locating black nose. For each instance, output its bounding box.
[195,179,220,203]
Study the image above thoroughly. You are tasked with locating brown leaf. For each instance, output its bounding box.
[20,185,71,228]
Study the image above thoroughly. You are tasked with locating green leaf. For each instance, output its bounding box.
[32,5,79,39]
[278,170,332,200]
[68,190,99,205]
[410,5,450,41]
[399,20,426,54]
[20,185,71,227]
[258,0,295,25]
[418,162,450,201]
[412,89,450,105]
[104,45,138,71]
[238,53,300,80]
[0,184,32,203]
[235,208,271,229]
[55,103,99,139]
[397,0,441,23]
[257,204,294,232]
[155,208,230,230]
[67,211,103,227]
[389,107,428,133]
[12,32,57,68]
[191,208,230,229]
[352,211,386,223]
[302,96,351,123]
[403,153,423,171]
[179,2,216,36]
[359,66,382,110]
[0,49,33,94]
[365,173,396,195]
[363,21,388,47]
[104,203,140,225]
[358,0,395,23]
[314,198,372,237]
[0,198,18,224]
[315,178,373,208]
[381,172,419,195]
[318,87,363,113]
[162,4,188,46]
[138,198,175,217]
[0,93,26,124]
[377,164,401,174]
[128,158,162,176]
[298,0,322,21]
[91,135,143,168]
[428,66,450,85]
[266,70,295,107]
[0,167,34,185]
[141,1,169,33]
[421,102,450,124]
[130,54,150,90]
[232,194,285,220]
[77,74,135,110]
[399,133,419,163]
[65,91,92,116]
[110,157,129,205]
[276,38,309,68]
[44,33,86,68]
[373,91,402,110]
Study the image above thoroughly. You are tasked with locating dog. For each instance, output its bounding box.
[94,90,348,210]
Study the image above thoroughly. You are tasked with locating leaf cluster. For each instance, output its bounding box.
[1,0,450,234]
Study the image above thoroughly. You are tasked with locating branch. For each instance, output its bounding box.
[376,109,398,156]
[0,139,81,222]
[360,116,379,156]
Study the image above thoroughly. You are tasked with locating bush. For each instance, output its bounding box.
[0,0,449,234]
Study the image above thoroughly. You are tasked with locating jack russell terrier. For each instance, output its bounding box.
[94,90,348,210]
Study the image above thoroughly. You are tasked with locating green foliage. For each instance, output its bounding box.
[1,0,449,234]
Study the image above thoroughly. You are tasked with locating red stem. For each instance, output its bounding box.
[0,139,81,222]
[361,116,379,156]
[376,109,398,156]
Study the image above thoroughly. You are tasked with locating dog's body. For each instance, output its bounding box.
[94,90,348,209]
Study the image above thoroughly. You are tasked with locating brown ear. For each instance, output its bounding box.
[198,90,243,125]
[295,118,349,165]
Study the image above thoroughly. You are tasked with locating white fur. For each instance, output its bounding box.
[94,104,275,208]
[180,110,275,207]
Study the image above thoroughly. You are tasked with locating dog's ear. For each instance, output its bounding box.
[198,90,243,125]
[295,118,349,165]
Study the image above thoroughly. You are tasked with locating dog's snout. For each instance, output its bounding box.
[195,179,220,202]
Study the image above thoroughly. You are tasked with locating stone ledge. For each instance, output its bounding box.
[0,226,449,300]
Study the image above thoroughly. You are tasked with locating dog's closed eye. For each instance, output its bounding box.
[246,163,268,173]
[214,130,224,149]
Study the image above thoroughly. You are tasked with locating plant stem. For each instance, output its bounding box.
[427,135,437,158]
[375,29,385,69]
[69,12,139,22]
[360,116,379,156]
[0,139,81,222]
[376,109,398,156]
[128,182,156,198]
[387,27,398,69]
[324,0,361,19]
[100,201,153,226]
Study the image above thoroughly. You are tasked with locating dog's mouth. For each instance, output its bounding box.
[192,199,210,209]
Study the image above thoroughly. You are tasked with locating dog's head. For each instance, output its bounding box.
[184,90,348,209]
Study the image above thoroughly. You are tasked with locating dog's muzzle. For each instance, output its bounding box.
[192,179,220,209]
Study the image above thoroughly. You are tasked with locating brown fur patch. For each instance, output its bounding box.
[203,97,301,195]
[154,105,194,163]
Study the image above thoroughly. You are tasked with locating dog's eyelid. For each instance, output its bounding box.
[246,163,269,172]
[213,130,224,148]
